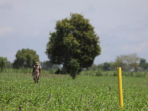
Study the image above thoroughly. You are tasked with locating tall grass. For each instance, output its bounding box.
[80,69,148,77]
[2,68,148,77]
[1,68,56,74]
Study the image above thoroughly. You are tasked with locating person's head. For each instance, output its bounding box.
[36,62,39,66]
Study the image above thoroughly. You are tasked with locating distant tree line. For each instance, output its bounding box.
[0,49,60,72]
[0,53,148,73]
[40,61,61,70]
[89,54,148,72]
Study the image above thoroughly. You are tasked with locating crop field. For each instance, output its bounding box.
[0,71,148,111]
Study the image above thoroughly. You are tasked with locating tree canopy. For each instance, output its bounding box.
[46,13,101,73]
[13,49,39,68]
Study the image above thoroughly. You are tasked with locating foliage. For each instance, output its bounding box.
[139,58,148,70]
[46,13,101,73]
[0,57,7,72]
[13,48,39,68]
[2,67,148,77]
[40,61,61,71]
[40,61,52,70]
[68,58,80,79]
[6,61,12,68]
[88,64,98,70]
[1,68,56,75]
[102,62,110,71]
[98,63,104,70]
[98,62,112,71]
[1,73,148,110]
[80,69,148,77]
[51,64,61,70]
[95,68,103,76]
[111,54,140,71]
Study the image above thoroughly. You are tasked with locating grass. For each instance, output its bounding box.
[0,71,148,110]
[80,69,148,77]
[2,68,56,75]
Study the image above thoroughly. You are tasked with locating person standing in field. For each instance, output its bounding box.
[32,62,41,83]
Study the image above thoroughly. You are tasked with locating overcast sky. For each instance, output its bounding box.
[0,0,148,65]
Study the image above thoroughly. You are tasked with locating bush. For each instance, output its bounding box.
[95,68,103,76]
[68,59,80,79]
[113,71,117,76]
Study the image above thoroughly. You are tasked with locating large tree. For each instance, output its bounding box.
[46,13,101,73]
[13,49,39,68]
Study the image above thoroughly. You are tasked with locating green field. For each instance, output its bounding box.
[0,72,148,111]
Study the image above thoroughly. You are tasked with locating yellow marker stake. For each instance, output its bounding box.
[117,67,123,109]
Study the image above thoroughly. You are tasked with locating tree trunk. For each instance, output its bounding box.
[61,56,71,74]
[61,55,71,74]
[61,63,67,74]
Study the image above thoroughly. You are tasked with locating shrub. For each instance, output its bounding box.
[113,71,117,76]
[95,68,103,76]
[68,59,80,79]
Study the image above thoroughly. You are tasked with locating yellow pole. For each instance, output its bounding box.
[117,67,123,109]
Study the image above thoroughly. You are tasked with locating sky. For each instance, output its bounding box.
[0,0,148,65]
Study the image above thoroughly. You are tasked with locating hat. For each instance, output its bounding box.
[36,62,39,65]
